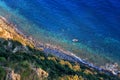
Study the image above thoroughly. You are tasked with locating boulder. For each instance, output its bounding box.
[6,70,21,80]
[32,68,48,79]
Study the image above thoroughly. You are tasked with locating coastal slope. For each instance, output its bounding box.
[0,17,120,80]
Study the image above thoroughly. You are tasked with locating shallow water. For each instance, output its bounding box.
[0,0,120,66]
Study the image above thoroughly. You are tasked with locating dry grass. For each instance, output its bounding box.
[0,18,34,48]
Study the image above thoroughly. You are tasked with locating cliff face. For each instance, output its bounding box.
[0,19,13,39]
[0,17,34,48]
[0,17,120,80]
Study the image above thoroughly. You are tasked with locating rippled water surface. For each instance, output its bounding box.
[0,0,120,66]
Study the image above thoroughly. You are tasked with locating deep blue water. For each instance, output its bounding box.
[0,0,120,65]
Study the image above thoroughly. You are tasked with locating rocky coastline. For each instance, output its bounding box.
[0,16,120,77]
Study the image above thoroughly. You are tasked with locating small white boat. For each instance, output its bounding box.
[72,39,79,42]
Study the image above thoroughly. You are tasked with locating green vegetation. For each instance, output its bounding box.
[0,66,6,80]
[0,38,120,80]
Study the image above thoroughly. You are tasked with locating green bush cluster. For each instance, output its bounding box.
[0,38,120,80]
[0,66,6,80]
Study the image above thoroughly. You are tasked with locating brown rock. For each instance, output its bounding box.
[33,68,48,79]
[6,70,21,80]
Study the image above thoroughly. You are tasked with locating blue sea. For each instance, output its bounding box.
[0,0,120,66]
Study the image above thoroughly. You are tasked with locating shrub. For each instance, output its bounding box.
[47,57,56,62]
[0,57,6,62]
[0,66,6,80]
[59,60,72,69]
[20,60,30,68]
[40,56,45,60]
[83,69,93,75]
[72,64,81,71]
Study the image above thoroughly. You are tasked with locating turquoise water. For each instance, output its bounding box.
[0,0,120,66]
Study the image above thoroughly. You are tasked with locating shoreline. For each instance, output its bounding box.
[0,16,119,76]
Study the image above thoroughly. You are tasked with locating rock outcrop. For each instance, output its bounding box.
[6,70,21,80]
[32,68,48,79]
